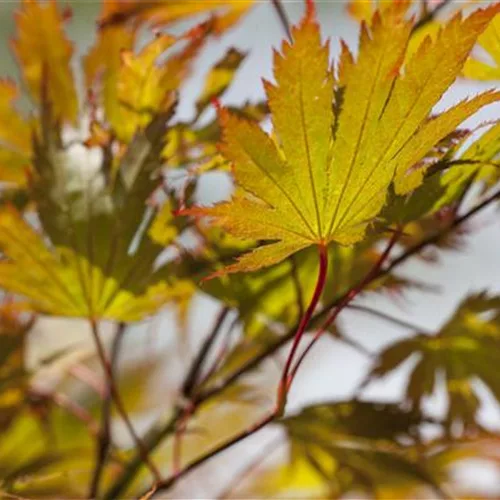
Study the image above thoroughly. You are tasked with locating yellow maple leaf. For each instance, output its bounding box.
[11,0,78,123]
[83,22,135,131]
[99,0,253,35]
[463,13,500,80]
[185,3,500,274]
[99,26,207,142]
[0,207,188,322]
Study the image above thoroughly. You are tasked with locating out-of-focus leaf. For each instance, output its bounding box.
[435,123,500,210]
[464,13,500,80]
[346,0,411,22]
[0,303,32,432]
[0,207,184,321]
[164,101,268,170]
[366,293,500,430]
[83,19,135,130]
[0,80,32,185]
[99,0,254,34]
[185,4,500,274]
[0,104,191,322]
[115,34,178,142]
[0,407,95,498]
[12,0,78,123]
[239,401,443,499]
[195,48,247,117]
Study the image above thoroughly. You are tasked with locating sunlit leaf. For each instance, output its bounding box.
[99,0,254,34]
[184,4,500,274]
[464,13,500,80]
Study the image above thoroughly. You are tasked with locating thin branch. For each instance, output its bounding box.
[270,0,292,42]
[218,436,283,499]
[88,319,161,499]
[288,230,400,387]
[143,412,276,497]
[89,321,126,498]
[345,304,432,334]
[174,307,231,475]
[104,307,232,499]
[105,187,500,499]
[412,0,453,33]
[386,187,500,273]
[181,307,230,398]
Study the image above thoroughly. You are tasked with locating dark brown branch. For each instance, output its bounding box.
[182,307,230,398]
[412,0,453,33]
[89,319,161,499]
[270,0,292,41]
[345,304,431,333]
[143,412,276,497]
[89,322,126,498]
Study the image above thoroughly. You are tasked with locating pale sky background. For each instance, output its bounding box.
[0,0,499,497]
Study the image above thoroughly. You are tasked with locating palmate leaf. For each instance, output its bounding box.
[464,13,500,80]
[0,103,190,322]
[185,3,500,274]
[0,207,183,322]
[83,17,135,133]
[99,0,254,34]
[366,293,500,430]
[435,122,500,210]
[85,22,208,143]
[238,401,443,499]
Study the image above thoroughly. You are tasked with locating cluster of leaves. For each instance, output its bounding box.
[0,0,499,498]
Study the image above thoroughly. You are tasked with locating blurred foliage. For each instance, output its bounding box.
[0,0,498,499]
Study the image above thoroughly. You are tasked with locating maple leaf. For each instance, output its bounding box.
[366,293,500,430]
[185,3,500,274]
[0,79,32,185]
[0,97,190,322]
[83,19,135,132]
[11,0,78,124]
[85,24,208,143]
[238,401,444,499]
[463,13,500,80]
[99,0,254,34]
[195,48,247,118]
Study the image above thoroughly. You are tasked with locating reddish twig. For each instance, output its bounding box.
[276,244,328,413]
[288,230,400,388]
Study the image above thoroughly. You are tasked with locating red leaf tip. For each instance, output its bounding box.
[305,0,316,20]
